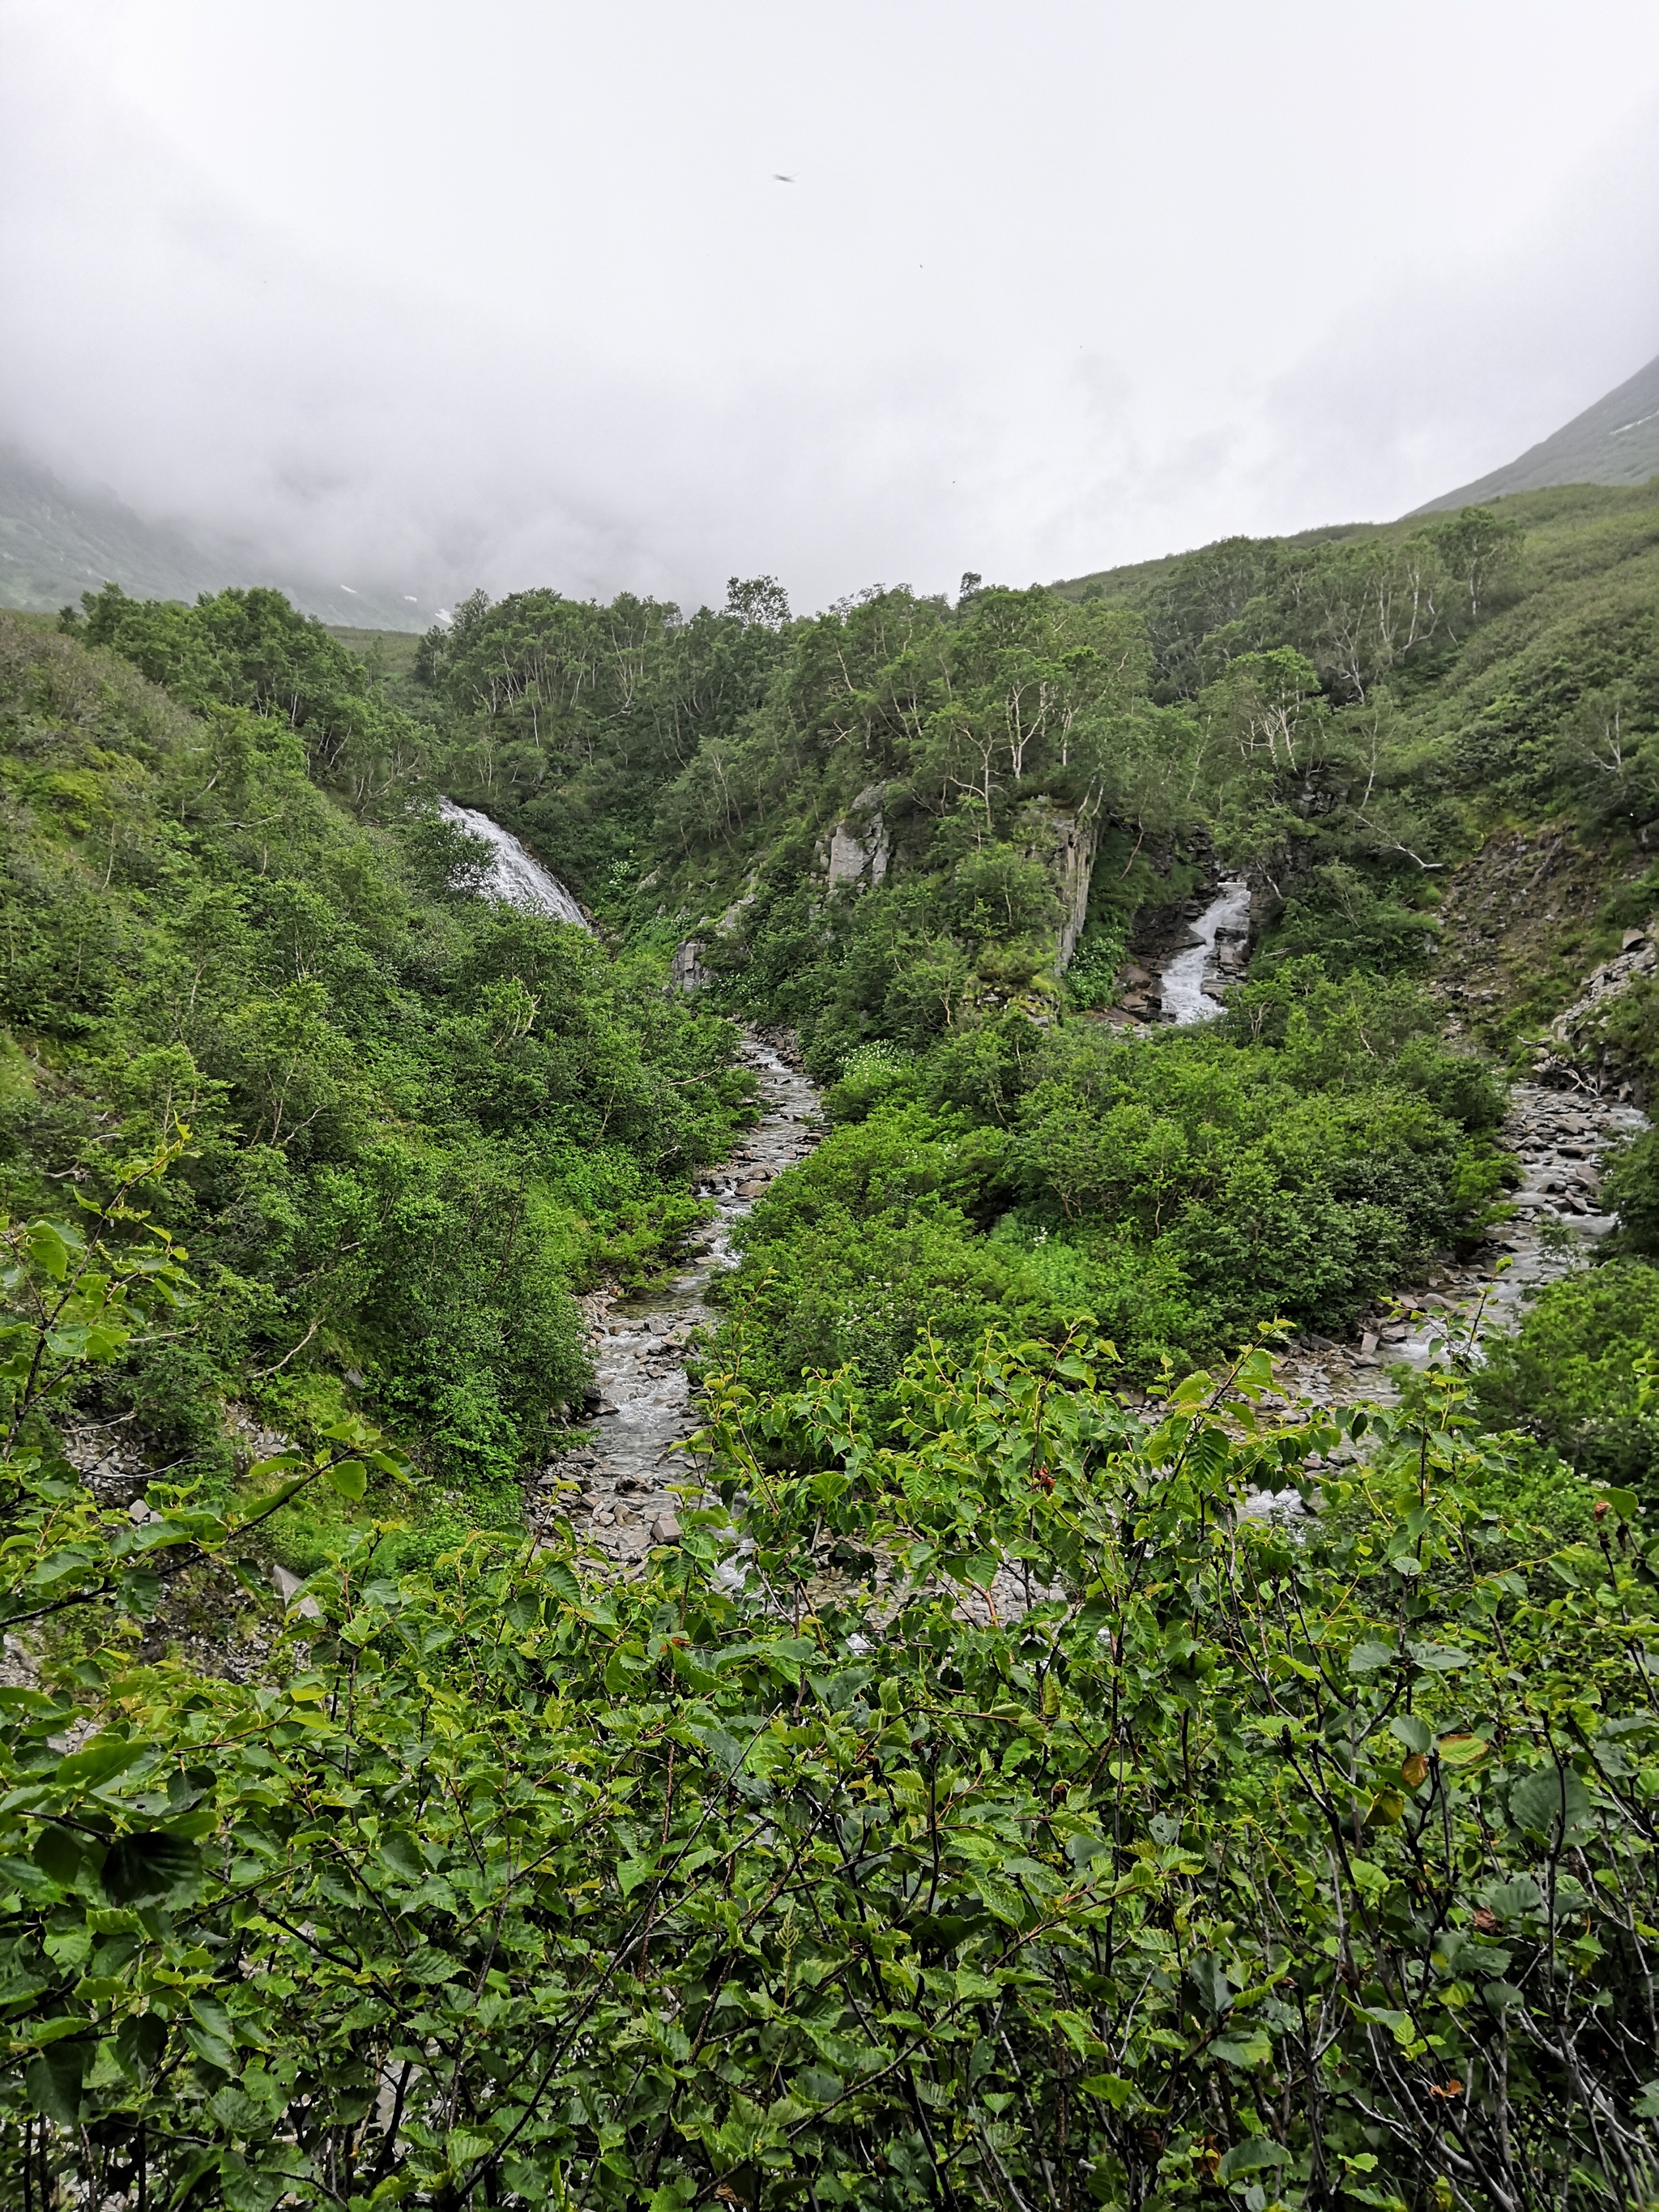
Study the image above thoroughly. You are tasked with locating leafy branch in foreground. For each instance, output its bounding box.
[0,1186,1655,2210]
[0,1147,403,1642]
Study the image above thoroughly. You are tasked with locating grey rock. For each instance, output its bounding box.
[271,1565,322,1620]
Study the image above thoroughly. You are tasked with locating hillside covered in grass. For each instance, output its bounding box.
[394,483,1659,1404]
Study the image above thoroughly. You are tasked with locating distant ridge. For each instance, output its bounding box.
[0,445,431,630]
[1414,348,1659,513]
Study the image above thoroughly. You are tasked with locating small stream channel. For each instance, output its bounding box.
[445,812,1644,1543]
[535,1039,821,1569]
[1148,876,1648,1423]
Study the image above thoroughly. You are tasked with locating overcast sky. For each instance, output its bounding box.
[5,0,1659,614]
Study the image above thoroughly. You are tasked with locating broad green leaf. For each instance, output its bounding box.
[617,1858,656,1898]
[322,1457,367,1501]
[1209,2027,1273,2068]
[26,1221,70,1281]
[1436,1733,1489,1770]
[102,1830,203,1905]
[1509,1765,1592,1835]
[24,2039,89,2125]
[56,1733,148,1787]
[1218,2137,1287,2181]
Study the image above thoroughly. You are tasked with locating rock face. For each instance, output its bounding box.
[1431,825,1610,1025]
[810,782,1102,981]
[671,883,757,993]
[1540,922,1659,1098]
[1022,801,1100,971]
[670,939,713,993]
[821,784,891,889]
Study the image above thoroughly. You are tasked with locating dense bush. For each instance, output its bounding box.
[3,1172,1657,2208]
[0,611,751,1536]
[1470,1259,1659,1506]
[716,968,1509,1394]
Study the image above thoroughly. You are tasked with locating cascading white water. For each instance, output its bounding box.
[437,796,590,930]
[1158,879,1252,1024]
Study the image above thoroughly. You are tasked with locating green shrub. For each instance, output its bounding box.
[8,1185,1657,2208]
[1471,1258,1659,1505]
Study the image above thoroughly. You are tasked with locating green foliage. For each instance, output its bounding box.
[715,971,1507,1395]
[11,466,1659,2211]
[1470,1259,1659,1505]
[1124,510,1521,708]
[76,583,432,814]
[416,579,794,901]
[1060,920,1128,1010]
[4,1194,1657,2208]
[1261,860,1441,976]
[1603,1129,1659,1255]
[0,611,751,1529]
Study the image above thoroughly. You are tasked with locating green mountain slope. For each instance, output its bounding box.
[0,444,432,630]
[18,485,1659,1427]
[0,589,752,1562]
[8,516,1659,2209]
[1414,348,1659,510]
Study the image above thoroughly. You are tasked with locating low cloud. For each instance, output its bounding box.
[4,2,1659,613]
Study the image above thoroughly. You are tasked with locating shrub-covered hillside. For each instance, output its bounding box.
[418,486,1659,1068]
[6,482,1659,2206]
[405,482,1659,1448]
[0,601,751,1551]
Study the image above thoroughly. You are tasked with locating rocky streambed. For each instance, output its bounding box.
[529,1034,821,1565]
[1269,1078,1645,1411]
[504,828,1648,1560]
[530,1031,1646,1565]
[1111,877,1649,1407]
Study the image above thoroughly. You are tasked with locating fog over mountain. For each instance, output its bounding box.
[4,1,1659,616]
[1418,349,1659,512]
[0,446,439,628]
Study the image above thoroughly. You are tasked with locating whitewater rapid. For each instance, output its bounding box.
[437,796,589,929]
[1159,878,1252,1023]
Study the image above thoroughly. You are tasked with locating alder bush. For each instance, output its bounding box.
[0,1168,1657,2209]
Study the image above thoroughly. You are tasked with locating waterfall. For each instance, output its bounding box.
[437,798,589,930]
[1158,879,1251,1024]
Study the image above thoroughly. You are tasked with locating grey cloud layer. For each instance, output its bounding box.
[5,0,1659,612]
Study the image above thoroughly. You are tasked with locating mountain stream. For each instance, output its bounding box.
[1154,883,1646,1415]
[530,1037,822,1574]
[433,814,1643,1550]
[1159,878,1252,1023]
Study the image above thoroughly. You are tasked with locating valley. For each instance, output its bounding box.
[6,480,1659,2206]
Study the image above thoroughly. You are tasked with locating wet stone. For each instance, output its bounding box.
[1272,1078,1646,1411]
[548,1034,824,1570]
